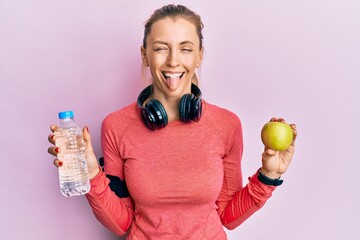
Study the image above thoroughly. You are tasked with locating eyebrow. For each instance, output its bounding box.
[153,40,194,46]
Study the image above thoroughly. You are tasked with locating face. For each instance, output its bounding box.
[141,17,203,99]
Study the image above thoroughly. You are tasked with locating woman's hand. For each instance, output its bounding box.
[260,117,297,179]
[47,125,100,179]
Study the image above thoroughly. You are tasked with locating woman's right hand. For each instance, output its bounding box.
[47,125,100,179]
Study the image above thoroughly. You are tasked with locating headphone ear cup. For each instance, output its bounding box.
[141,106,157,130]
[144,99,168,130]
[179,94,187,122]
[138,84,202,129]
[191,97,202,122]
[180,94,194,123]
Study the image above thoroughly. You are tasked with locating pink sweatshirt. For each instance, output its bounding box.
[86,101,276,239]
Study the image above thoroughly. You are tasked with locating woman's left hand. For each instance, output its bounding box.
[260,117,297,179]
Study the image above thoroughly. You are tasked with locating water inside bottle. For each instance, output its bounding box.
[55,128,90,197]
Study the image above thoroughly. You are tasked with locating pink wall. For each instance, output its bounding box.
[1,0,359,239]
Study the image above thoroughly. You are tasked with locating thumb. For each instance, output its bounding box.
[82,126,99,177]
[264,147,277,156]
[82,126,94,152]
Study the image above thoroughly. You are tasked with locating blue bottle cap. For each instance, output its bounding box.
[58,111,74,119]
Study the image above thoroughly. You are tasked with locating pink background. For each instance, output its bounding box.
[1,0,359,239]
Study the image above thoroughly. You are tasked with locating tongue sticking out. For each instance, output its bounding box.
[165,76,181,91]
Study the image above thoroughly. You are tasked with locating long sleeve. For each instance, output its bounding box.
[85,115,135,236]
[86,171,134,235]
[217,119,276,230]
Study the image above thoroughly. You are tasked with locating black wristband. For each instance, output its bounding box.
[258,170,283,186]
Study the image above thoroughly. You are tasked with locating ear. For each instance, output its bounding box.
[196,47,204,68]
[141,46,149,67]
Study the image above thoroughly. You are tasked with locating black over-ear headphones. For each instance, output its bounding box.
[137,83,203,130]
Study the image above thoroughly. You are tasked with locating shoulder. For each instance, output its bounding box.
[202,100,243,144]
[102,102,141,133]
[202,100,243,152]
[203,100,241,128]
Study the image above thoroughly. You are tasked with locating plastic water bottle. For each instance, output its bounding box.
[55,111,90,197]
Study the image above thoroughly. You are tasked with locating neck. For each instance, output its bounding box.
[153,94,181,122]
[151,89,189,123]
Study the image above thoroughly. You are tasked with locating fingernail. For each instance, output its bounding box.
[85,126,89,133]
[55,147,60,153]
[50,135,55,140]
[58,161,63,166]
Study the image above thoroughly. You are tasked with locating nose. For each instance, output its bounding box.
[166,50,180,67]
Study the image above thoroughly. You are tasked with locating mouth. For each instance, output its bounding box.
[161,72,185,91]
[162,72,185,80]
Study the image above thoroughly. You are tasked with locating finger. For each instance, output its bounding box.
[278,118,285,123]
[291,129,298,146]
[289,123,297,146]
[48,146,60,157]
[270,117,277,122]
[48,134,56,144]
[53,159,63,168]
[50,124,58,133]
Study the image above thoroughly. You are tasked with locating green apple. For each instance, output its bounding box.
[261,122,293,151]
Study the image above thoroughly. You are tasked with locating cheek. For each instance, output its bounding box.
[184,57,198,71]
[186,53,201,65]
[148,55,167,68]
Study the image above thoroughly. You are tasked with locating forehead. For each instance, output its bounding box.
[147,17,199,45]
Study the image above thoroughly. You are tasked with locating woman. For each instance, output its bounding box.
[48,4,297,239]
